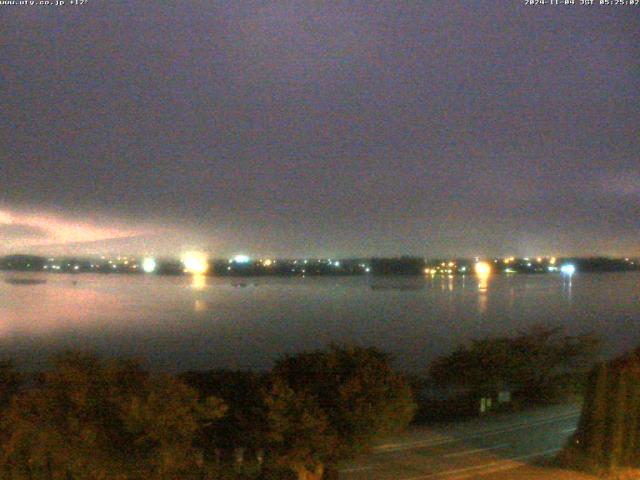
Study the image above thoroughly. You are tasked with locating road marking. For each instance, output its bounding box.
[398,447,561,480]
[443,443,508,458]
[560,427,576,434]
[375,412,579,453]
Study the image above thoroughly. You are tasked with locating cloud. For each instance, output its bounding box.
[0,223,49,240]
[0,207,158,254]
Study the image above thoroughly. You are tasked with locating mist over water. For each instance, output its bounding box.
[0,272,638,373]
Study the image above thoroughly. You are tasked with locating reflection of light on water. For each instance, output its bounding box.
[478,287,488,314]
[475,262,492,314]
[191,274,207,291]
[190,274,208,311]
[476,262,491,293]
[563,275,573,304]
[478,275,489,293]
[560,264,575,304]
[0,280,120,336]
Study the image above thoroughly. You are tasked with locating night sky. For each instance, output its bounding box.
[1,1,638,258]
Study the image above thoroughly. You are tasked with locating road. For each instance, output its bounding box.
[339,404,597,479]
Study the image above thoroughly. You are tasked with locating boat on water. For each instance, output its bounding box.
[4,277,47,286]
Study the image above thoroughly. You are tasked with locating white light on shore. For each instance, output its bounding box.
[232,255,251,264]
[142,257,157,273]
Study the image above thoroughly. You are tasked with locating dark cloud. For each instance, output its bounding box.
[0,1,638,257]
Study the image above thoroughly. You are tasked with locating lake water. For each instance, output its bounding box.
[0,272,638,373]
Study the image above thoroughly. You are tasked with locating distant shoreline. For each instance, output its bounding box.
[1,254,638,277]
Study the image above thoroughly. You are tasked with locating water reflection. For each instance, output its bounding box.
[0,272,639,373]
[476,264,492,315]
[194,299,208,312]
[563,273,574,304]
[478,272,490,293]
[190,274,207,291]
[369,277,426,291]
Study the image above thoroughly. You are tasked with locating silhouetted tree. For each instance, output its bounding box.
[180,370,268,463]
[430,326,601,402]
[271,345,416,472]
[0,360,21,410]
[0,352,226,479]
[262,378,333,480]
[562,349,640,473]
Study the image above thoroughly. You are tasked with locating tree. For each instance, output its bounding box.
[262,378,333,480]
[0,360,21,410]
[180,370,269,463]
[429,325,601,402]
[562,349,640,473]
[0,351,226,479]
[271,345,416,468]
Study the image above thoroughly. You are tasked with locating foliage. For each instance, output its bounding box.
[271,345,417,463]
[180,369,268,458]
[563,349,640,472]
[262,378,332,480]
[0,360,21,409]
[429,325,601,401]
[0,346,417,479]
[0,351,226,479]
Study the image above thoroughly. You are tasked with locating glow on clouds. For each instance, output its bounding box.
[0,208,147,252]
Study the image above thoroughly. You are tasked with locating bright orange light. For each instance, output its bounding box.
[550,257,557,265]
[181,252,209,274]
[476,261,492,294]
[475,261,492,276]
[263,259,273,267]
[191,274,207,290]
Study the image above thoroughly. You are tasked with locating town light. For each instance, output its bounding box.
[561,264,576,275]
[182,252,209,274]
[474,261,492,276]
[232,254,251,264]
[142,257,157,273]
